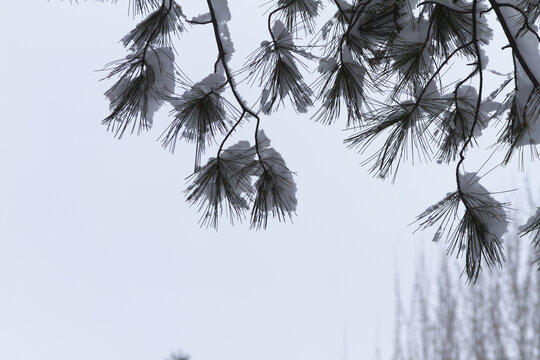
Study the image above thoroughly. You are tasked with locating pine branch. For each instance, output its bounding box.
[72,0,540,248]
[346,41,471,179]
[450,0,508,281]
[206,0,297,229]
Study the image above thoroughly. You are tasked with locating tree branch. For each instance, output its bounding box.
[456,0,484,198]
[206,0,266,166]
[494,2,540,42]
[186,19,212,25]
[267,0,296,43]
[489,0,540,88]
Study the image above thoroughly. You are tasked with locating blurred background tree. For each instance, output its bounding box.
[392,216,540,359]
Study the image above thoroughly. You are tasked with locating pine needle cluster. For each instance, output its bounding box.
[416,173,508,281]
[160,73,235,166]
[185,132,297,229]
[103,46,175,137]
[102,0,182,137]
[185,140,255,229]
[245,20,314,114]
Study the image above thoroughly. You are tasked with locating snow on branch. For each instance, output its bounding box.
[249,131,297,229]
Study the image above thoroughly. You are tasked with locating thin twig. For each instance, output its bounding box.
[206,0,267,169]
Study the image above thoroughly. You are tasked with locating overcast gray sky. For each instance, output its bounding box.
[1,2,535,360]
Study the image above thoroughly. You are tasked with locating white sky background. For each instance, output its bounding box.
[0,1,536,360]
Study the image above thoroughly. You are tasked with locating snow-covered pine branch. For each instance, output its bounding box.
[65,0,540,278]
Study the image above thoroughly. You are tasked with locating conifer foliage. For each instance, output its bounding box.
[68,0,540,280]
